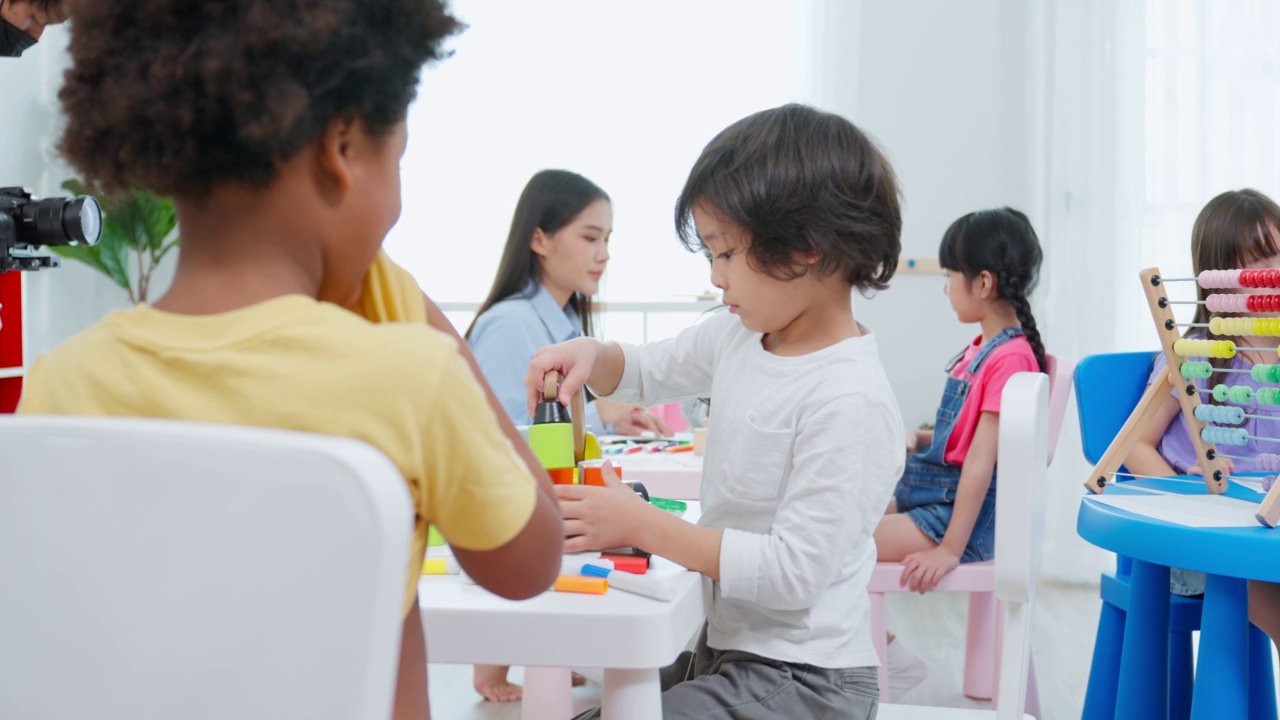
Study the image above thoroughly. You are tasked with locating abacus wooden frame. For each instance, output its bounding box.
[1083,267,1280,527]
[1084,268,1231,490]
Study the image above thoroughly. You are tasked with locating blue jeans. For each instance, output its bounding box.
[894,458,997,562]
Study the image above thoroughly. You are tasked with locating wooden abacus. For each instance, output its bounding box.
[1085,267,1280,528]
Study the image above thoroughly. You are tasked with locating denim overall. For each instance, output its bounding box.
[892,327,1024,562]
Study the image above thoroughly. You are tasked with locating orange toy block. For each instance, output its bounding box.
[553,575,608,594]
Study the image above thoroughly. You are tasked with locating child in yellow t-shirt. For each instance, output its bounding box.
[18,2,563,717]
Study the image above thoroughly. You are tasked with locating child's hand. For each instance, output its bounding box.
[525,337,601,414]
[905,430,918,453]
[554,461,652,553]
[1188,457,1235,476]
[599,400,674,436]
[899,545,961,594]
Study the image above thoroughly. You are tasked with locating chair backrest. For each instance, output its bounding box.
[0,416,413,720]
[1073,351,1155,464]
[993,372,1051,718]
[1044,353,1075,464]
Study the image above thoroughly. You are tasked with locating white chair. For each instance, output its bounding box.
[878,371,1050,719]
[870,355,1072,713]
[0,416,413,720]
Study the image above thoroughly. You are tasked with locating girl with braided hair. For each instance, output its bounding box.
[873,207,1045,699]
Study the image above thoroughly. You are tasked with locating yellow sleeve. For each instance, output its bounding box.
[354,251,428,324]
[419,345,538,551]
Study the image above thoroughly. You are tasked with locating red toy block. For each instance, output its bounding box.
[600,554,648,574]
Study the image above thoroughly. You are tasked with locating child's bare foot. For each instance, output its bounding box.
[473,664,521,702]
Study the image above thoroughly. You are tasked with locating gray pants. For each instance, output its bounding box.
[573,625,879,719]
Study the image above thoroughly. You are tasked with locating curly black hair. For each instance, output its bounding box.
[1,0,65,12]
[59,0,461,197]
[674,104,902,294]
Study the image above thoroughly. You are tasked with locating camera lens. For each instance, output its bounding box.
[18,196,101,247]
[65,196,101,245]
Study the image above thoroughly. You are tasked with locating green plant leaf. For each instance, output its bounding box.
[59,178,181,301]
[96,217,133,291]
[49,245,109,277]
[154,237,180,266]
[135,191,177,252]
[60,178,90,198]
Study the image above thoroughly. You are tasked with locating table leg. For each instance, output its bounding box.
[1117,559,1169,720]
[522,666,572,720]
[1191,574,1249,720]
[601,667,662,720]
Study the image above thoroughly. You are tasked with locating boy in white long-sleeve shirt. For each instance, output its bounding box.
[528,103,906,718]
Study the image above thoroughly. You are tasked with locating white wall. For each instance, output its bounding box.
[850,0,1035,430]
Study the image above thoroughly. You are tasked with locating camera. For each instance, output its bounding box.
[0,187,102,272]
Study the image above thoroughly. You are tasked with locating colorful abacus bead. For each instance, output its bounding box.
[1253,364,1272,383]
[1201,426,1249,445]
[1174,338,1237,359]
[1257,454,1280,472]
[1239,269,1280,288]
[1199,270,1240,289]
[1182,361,1214,379]
[1194,405,1246,424]
[1259,387,1280,406]
[1206,294,1250,313]
[1209,384,1256,403]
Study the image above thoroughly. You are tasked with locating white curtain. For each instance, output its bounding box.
[1033,0,1147,583]
[1035,0,1280,583]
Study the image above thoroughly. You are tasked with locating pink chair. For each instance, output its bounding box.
[868,354,1074,713]
[648,402,690,433]
[878,371,1050,720]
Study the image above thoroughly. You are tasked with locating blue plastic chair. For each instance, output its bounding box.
[1076,352,1276,720]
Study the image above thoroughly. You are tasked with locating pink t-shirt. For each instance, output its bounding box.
[943,334,1041,466]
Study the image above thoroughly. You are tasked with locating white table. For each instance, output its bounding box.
[610,452,703,500]
[420,502,707,720]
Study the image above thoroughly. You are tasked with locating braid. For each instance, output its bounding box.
[1003,288,1044,371]
[1000,271,1047,373]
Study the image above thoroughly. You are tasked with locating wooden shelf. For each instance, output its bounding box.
[899,257,943,275]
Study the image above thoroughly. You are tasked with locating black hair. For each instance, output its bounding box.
[674,103,901,293]
[939,207,1047,372]
[58,0,461,196]
[466,169,610,339]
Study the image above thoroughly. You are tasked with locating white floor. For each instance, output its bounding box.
[425,580,1104,719]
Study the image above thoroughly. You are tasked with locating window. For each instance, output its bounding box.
[384,0,813,343]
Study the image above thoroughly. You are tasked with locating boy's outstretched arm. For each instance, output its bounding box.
[556,463,723,580]
[423,294,562,599]
[525,338,627,415]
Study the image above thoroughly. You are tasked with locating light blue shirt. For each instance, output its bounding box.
[468,282,608,433]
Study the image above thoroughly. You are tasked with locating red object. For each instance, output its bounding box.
[548,467,575,485]
[600,554,649,574]
[0,272,23,413]
[580,463,620,487]
[1248,294,1280,312]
